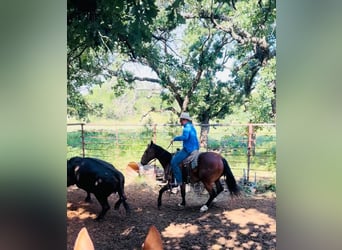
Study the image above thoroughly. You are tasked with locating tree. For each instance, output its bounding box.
[246,57,276,123]
[67,0,276,148]
[67,0,158,119]
[116,0,276,146]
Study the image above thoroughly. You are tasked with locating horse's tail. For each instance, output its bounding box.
[115,172,130,212]
[222,157,240,196]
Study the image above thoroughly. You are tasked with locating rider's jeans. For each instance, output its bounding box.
[170,149,189,184]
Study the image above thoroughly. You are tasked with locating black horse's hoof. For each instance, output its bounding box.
[95,216,104,221]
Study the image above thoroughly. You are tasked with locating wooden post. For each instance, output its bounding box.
[243,168,246,184]
[247,123,254,182]
[153,124,157,143]
[152,124,157,180]
[116,128,119,158]
[81,123,85,158]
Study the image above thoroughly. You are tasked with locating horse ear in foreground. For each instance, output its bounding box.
[73,226,163,250]
[140,142,240,212]
[74,227,94,250]
[142,225,163,250]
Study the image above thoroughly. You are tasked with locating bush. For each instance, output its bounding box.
[255,180,276,193]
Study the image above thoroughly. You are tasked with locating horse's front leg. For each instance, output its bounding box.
[157,184,170,209]
[178,183,186,207]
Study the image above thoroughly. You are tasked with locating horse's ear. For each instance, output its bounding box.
[142,225,163,250]
[150,140,154,145]
[74,227,94,250]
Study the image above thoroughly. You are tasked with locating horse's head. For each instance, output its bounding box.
[141,141,173,183]
[140,141,157,165]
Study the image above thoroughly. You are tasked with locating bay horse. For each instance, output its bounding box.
[140,141,240,212]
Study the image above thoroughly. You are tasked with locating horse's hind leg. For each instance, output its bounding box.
[215,179,224,194]
[213,179,224,202]
[200,182,221,212]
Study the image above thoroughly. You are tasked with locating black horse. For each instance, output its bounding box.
[140,141,240,212]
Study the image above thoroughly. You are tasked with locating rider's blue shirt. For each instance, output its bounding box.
[173,122,199,153]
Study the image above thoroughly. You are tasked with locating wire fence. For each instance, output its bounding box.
[67,122,276,183]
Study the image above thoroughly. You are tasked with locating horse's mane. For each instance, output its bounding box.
[151,142,172,165]
[151,143,165,152]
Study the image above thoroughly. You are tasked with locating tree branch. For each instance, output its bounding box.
[68,44,89,65]
[130,76,161,83]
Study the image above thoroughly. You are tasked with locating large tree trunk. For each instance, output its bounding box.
[199,115,210,150]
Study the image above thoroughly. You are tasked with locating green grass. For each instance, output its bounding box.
[67,127,276,175]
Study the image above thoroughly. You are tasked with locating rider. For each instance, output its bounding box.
[170,112,199,186]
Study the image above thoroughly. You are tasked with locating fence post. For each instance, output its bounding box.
[153,124,157,143]
[246,123,254,182]
[116,128,119,158]
[81,123,85,157]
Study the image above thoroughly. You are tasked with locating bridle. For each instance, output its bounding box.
[143,142,173,165]
[142,142,174,184]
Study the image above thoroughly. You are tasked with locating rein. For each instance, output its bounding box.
[144,143,174,186]
[161,143,174,191]
[143,142,173,166]
[166,141,173,150]
[145,158,157,166]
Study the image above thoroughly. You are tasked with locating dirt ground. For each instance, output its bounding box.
[67,168,276,250]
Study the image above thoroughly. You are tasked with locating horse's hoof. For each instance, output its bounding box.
[171,188,178,194]
[95,216,103,221]
[177,203,185,207]
[200,205,208,212]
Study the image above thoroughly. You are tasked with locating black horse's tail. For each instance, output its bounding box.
[222,157,240,196]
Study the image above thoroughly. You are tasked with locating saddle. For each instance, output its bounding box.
[181,150,200,184]
[182,150,200,169]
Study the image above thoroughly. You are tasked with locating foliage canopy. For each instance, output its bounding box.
[67,0,276,132]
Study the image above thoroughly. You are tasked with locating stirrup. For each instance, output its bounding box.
[170,182,182,187]
[170,178,182,187]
